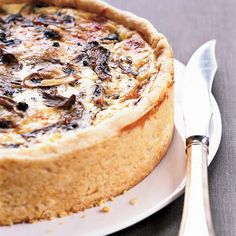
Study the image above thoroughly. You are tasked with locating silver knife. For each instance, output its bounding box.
[178,40,217,236]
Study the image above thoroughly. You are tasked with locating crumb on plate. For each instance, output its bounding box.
[129,197,138,206]
[100,206,110,213]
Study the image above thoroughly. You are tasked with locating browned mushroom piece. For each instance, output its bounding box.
[0,49,22,70]
[0,95,15,110]
[42,92,76,109]
[23,73,79,88]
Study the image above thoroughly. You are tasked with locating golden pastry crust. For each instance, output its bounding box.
[0,0,174,225]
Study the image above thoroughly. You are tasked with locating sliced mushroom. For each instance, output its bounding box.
[0,49,22,70]
[22,72,43,88]
[40,76,77,87]
[118,63,138,77]
[0,74,23,96]
[33,14,60,26]
[23,73,79,88]
[93,83,108,107]
[0,95,15,110]
[22,123,58,139]
[77,41,111,81]
[101,33,120,42]
[0,96,24,117]
[42,92,76,109]
[44,29,61,40]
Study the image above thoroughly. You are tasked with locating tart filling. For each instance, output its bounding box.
[0,3,159,148]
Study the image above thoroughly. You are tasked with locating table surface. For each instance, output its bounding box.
[105,0,236,235]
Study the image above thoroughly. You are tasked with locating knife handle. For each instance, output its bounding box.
[178,136,215,236]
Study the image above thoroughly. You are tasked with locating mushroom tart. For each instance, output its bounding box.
[0,0,174,225]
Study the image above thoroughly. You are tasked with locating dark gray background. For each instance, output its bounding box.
[105,0,236,235]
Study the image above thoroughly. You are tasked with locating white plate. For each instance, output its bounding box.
[0,60,222,236]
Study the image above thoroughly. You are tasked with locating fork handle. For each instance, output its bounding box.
[178,136,215,236]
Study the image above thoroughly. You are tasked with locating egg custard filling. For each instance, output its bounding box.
[0,3,159,148]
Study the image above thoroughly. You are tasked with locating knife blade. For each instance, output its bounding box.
[179,40,217,236]
[183,40,217,138]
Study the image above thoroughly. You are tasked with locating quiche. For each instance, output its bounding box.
[0,0,174,225]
